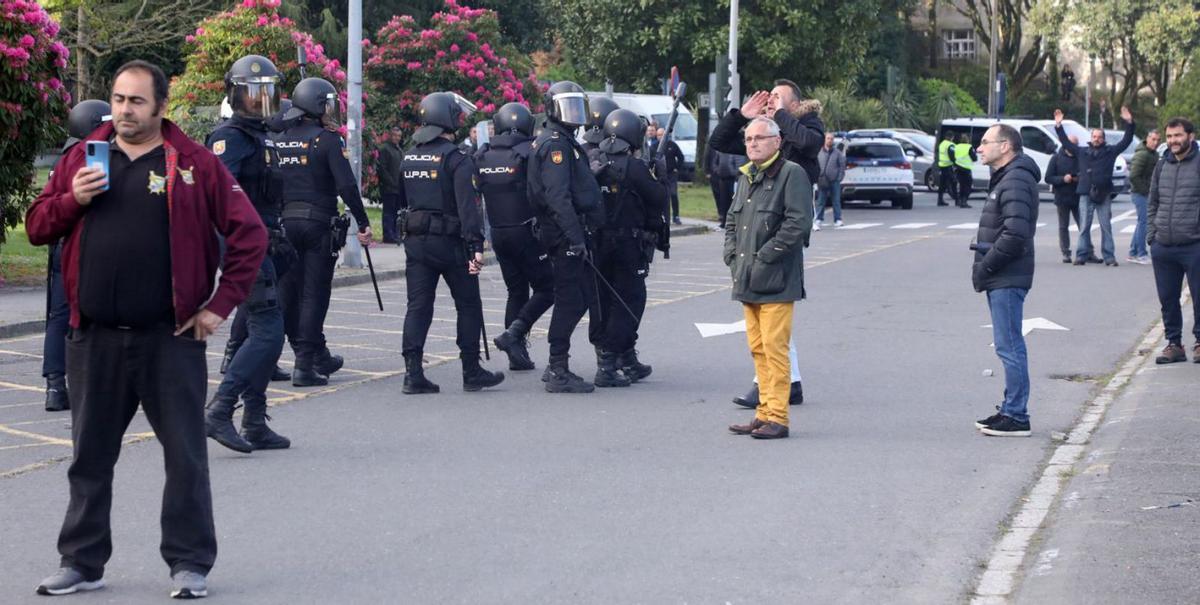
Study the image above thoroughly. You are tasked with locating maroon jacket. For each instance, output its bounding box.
[27,119,267,329]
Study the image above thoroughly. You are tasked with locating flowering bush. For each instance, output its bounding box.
[362,0,543,195]
[1,0,69,243]
[167,0,343,140]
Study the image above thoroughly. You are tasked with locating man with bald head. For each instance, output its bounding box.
[1055,106,1135,266]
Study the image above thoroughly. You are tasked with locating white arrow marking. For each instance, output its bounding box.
[982,317,1070,337]
[949,223,977,230]
[891,222,938,229]
[695,320,746,338]
[837,222,883,230]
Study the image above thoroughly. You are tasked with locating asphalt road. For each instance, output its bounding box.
[0,191,1169,603]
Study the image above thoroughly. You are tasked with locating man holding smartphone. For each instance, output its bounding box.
[26,60,266,599]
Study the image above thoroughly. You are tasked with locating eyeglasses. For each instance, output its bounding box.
[744,134,779,145]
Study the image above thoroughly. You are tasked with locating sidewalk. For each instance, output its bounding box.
[1012,337,1200,603]
[0,221,711,339]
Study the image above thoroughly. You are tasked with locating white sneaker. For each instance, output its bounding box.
[813,221,821,231]
[834,220,844,228]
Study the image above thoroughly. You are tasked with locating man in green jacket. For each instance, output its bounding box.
[1127,129,1160,264]
[724,117,813,440]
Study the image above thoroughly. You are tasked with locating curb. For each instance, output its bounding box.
[0,225,711,340]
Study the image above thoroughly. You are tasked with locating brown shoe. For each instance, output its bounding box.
[750,422,790,439]
[729,417,766,435]
[1194,343,1200,363]
[1156,343,1187,364]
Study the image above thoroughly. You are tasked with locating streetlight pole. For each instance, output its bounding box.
[341,0,365,268]
[728,0,739,108]
[987,0,998,116]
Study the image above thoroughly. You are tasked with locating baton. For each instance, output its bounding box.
[581,252,640,324]
[476,274,490,360]
[363,243,383,311]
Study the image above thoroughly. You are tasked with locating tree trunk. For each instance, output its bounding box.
[927,0,938,69]
[76,4,88,101]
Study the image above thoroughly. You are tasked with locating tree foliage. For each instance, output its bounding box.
[1161,51,1200,129]
[1,0,70,244]
[553,0,878,99]
[1134,0,1200,106]
[167,0,342,140]
[954,0,1052,99]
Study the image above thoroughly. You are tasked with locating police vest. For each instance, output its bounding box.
[937,139,954,168]
[954,143,974,170]
[598,154,645,230]
[208,119,279,218]
[477,142,532,228]
[272,122,332,211]
[529,126,601,219]
[402,138,458,214]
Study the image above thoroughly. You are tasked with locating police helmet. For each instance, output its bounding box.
[545,81,588,128]
[266,98,295,133]
[599,108,644,154]
[493,102,534,136]
[582,96,619,144]
[283,77,339,123]
[67,99,111,140]
[224,55,281,119]
[413,92,478,144]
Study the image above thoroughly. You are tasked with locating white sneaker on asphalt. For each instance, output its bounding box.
[813,220,822,231]
[170,570,207,599]
[835,220,844,228]
[36,567,104,596]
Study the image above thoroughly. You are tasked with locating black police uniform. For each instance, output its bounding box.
[206,115,291,450]
[527,121,605,373]
[398,136,503,389]
[274,119,370,379]
[589,149,667,375]
[477,133,553,359]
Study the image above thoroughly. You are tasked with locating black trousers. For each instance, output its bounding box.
[401,234,483,360]
[278,218,335,369]
[43,241,69,378]
[666,175,680,220]
[711,177,736,227]
[547,249,596,358]
[58,323,215,580]
[1055,200,1081,256]
[381,192,402,243]
[937,166,956,204]
[956,168,973,203]
[491,225,554,329]
[588,234,648,353]
[1151,240,1200,345]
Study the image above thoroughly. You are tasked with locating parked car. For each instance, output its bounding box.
[851,128,937,190]
[1105,129,1141,164]
[588,91,699,180]
[938,117,1130,198]
[838,131,914,209]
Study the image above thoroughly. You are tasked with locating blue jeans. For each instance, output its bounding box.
[987,288,1030,424]
[816,182,841,222]
[1129,193,1149,258]
[216,256,285,402]
[1075,194,1115,261]
[42,241,69,378]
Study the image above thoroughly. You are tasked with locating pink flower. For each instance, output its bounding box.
[466,32,477,42]
[502,89,515,101]
[195,27,206,36]
[185,34,196,43]
[242,0,255,7]
[435,50,446,58]
[335,70,346,81]
[449,43,459,53]
[406,61,422,70]
[19,34,34,47]
[256,15,268,26]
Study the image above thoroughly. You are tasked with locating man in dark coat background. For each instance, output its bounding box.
[1043,135,1081,263]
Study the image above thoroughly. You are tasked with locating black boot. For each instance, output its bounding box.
[205,396,253,453]
[44,374,69,412]
[291,366,329,387]
[494,319,534,371]
[545,355,594,393]
[732,384,760,409]
[241,395,290,450]
[403,355,440,394]
[594,349,631,388]
[218,340,242,374]
[270,365,290,381]
[462,356,505,391]
[618,349,652,382]
[314,348,344,376]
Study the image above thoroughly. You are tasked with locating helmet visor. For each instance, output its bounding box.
[552,92,588,127]
[321,93,343,128]
[230,76,280,119]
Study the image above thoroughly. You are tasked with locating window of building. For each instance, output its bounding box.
[943,30,976,60]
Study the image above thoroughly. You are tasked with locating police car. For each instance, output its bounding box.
[838,131,915,209]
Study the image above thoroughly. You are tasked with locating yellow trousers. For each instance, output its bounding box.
[743,302,794,426]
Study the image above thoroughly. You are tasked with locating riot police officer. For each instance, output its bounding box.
[204,55,291,452]
[398,92,505,394]
[41,99,111,412]
[580,95,619,170]
[526,81,605,393]
[274,77,372,386]
[483,102,553,371]
[589,109,666,386]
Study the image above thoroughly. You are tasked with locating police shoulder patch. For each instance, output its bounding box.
[212,140,226,155]
[551,150,564,164]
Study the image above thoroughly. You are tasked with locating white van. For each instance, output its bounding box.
[939,117,1129,197]
[588,92,699,180]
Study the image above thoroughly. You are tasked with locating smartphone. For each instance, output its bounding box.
[85,141,110,192]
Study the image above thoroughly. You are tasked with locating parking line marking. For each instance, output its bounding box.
[835,222,883,230]
[891,222,938,229]
[0,380,42,394]
[0,424,72,446]
[948,223,977,230]
[1120,225,1136,234]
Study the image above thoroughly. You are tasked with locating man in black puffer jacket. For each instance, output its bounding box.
[971,124,1040,437]
[1044,139,1081,263]
[1147,117,1200,364]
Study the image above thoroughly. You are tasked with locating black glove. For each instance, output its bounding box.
[565,242,587,257]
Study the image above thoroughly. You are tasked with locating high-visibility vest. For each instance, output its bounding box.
[954,143,974,170]
[937,140,954,168]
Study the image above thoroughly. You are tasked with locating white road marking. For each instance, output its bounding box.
[694,320,746,338]
[891,222,938,229]
[835,222,883,230]
[948,223,977,230]
[1120,225,1136,234]
[981,317,1070,337]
